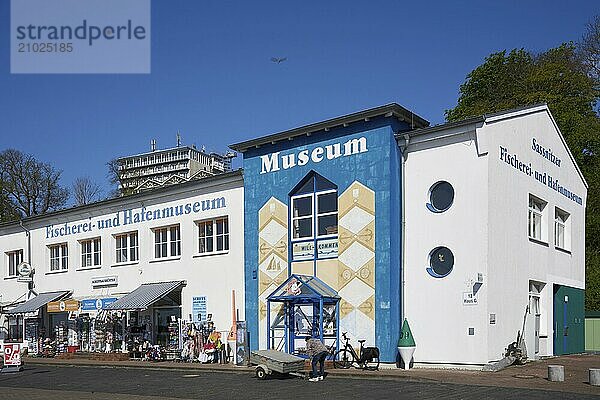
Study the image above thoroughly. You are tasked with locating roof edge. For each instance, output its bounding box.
[0,169,243,230]
[230,103,430,152]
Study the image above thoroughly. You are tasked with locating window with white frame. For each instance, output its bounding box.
[555,208,570,250]
[528,195,546,242]
[292,194,313,239]
[316,191,338,236]
[197,217,229,254]
[49,243,68,271]
[154,225,181,259]
[80,238,101,268]
[6,249,23,277]
[289,172,338,261]
[115,231,139,264]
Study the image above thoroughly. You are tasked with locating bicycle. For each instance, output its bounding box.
[332,332,380,370]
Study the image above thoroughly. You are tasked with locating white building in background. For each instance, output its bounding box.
[117,140,235,194]
[0,171,244,352]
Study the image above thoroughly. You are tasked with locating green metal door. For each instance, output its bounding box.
[553,285,585,355]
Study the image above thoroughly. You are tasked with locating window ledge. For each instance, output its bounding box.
[528,237,549,247]
[112,261,139,268]
[46,270,68,275]
[193,251,229,258]
[555,246,572,255]
[76,266,102,272]
[149,256,181,263]
[4,276,18,280]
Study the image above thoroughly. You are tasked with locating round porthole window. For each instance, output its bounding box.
[426,246,454,278]
[427,181,454,213]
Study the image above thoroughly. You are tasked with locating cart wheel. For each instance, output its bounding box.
[256,366,268,380]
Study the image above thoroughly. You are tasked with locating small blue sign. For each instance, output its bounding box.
[191,296,206,324]
[81,297,118,311]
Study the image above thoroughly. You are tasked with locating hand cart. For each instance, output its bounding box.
[250,349,307,380]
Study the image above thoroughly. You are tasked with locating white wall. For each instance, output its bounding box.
[403,105,586,365]
[403,126,490,364]
[0,173,245,334]
[482,107,587,360]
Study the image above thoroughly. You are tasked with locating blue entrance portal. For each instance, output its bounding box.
[266,274,340,356]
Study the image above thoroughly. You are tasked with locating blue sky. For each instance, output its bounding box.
[0,0,597,202]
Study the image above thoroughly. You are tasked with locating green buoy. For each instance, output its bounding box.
[398,319,416,369]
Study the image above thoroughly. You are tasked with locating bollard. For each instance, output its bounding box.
[590,369,600,386]
[548,365,565,382]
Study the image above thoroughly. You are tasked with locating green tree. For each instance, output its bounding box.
[0,149,69,219]
[446,42,600,310]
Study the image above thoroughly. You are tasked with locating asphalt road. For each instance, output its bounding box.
[0,365,597,400]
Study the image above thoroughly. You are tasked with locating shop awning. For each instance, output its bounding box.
[5,291,71,314]
[104,281,185,311]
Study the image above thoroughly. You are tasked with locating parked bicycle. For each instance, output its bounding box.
[332,332,379,370]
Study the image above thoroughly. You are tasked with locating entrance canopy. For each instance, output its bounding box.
[266,275,340,354]
[267,274,340,304]
[5,291,71,315]
[105,281,185,311]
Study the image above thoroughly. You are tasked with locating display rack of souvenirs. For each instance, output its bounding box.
[25,319,39,355]
[178,319,226,364]
[54,322,67,353]
[67,319,79,349]
[168,320,179,350]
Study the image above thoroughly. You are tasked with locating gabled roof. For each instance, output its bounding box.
[230,103,429,153]
[397,103,588,189]
[267,274,339,302]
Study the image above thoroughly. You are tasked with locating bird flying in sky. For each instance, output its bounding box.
[270,57,287,64]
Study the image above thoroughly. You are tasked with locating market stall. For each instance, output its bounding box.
[104,281,186,360]
[3,291,71,355]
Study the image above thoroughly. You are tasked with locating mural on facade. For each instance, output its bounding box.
[336,181,375,344]
[256,180,375,347]
[258,197,288,349]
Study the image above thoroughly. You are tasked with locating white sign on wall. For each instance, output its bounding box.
[463,292,478,306]
[91,275,118,288]
[292,242,314,261]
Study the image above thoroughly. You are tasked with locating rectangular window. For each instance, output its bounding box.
[555,208,570,250]
[115,231,139,264]
[6,249,23,277]
[49,243,68,271]
[292,194,313,240]
[81,238,101,268]
[153,225,181,259]
[317,190,338,237]
[197,217,229,254]
[528,195,546,241]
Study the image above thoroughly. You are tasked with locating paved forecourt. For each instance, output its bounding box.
[0,364,598,400]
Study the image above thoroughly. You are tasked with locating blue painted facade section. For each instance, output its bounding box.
[243,116,410,362]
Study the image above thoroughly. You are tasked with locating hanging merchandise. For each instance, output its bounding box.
[55,321,67,353]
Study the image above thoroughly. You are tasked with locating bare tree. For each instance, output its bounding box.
[578,15,600,82]
[0,180,20,223]
[0,149,69,217]
[106,158,134,197]
[72,176,102,206]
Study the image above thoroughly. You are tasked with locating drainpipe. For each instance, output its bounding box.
[18,219,36,296]
[400,134,410,323]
